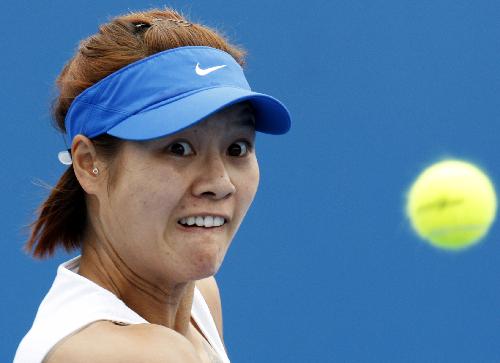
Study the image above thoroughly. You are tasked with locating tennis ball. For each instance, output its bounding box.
[406,159,497,250]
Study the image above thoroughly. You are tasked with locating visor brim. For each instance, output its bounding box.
[106,86,291,140]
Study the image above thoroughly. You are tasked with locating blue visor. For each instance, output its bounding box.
[64,46,291,144]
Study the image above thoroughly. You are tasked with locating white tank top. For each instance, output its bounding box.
[14,256,230,363]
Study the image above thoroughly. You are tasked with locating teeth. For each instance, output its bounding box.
[204,216,214,227]
[213,216,224,227]
[179,216,226,228]
[195,216,204,226]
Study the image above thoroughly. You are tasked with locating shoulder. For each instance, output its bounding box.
[195,276,224,339]
[44,321,199,363]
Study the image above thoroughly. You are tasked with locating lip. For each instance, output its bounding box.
[176,221,227,233]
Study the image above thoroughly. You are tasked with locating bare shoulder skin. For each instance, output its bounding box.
[43,322,199,363]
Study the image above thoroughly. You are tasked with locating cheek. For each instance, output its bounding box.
[245,159,260,201]
[234,160,260,219]
[107,167,185,240]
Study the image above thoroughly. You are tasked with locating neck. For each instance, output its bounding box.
[78,239,194,335]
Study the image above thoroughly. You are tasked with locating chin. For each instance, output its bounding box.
[190,248,225,279]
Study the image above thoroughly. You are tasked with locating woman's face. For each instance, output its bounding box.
[94,103,259,284]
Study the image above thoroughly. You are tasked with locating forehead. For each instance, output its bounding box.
[188,102,255,131]
[209,101,254,122]
[135,102,255,149]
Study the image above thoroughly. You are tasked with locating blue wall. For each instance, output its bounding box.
[3,1,500,361]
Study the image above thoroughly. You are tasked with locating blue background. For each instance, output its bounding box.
[3,1,500,362]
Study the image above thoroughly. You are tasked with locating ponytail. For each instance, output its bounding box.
[25,168,86,258]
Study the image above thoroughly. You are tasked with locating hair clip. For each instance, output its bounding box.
[132,22,152,32]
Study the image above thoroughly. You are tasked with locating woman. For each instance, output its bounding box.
[14,8,290,363]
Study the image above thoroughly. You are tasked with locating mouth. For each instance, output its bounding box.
[177,215,228,229]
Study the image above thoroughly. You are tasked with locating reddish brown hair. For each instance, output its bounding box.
[26,8,246,258]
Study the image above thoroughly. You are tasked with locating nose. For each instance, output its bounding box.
[191,153,236,200]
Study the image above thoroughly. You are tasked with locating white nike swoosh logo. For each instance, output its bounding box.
[195,63,227,76]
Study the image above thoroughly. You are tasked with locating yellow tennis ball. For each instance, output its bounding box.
[406,159,497,250]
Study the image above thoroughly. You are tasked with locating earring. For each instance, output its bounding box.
[92,167,99,175]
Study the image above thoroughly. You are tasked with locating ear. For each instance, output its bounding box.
[71,134,105,195]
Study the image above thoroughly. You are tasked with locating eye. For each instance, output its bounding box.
[167,141,194,156]
[228,141,250,157]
